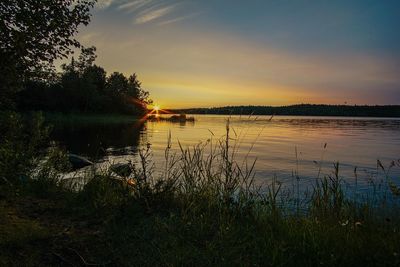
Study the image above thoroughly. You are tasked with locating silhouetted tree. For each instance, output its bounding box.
[54,46,100,112]
[106,72,129,97]
[80,65,106,111]
[0,0,96,109]
[127,74,141,99]
[17,45,151,115]
[60,58,82,111]
[127,73,151,104]
[77,46,98,73]
[82,65,107,93]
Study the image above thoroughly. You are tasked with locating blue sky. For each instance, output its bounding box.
[76,0,400,108]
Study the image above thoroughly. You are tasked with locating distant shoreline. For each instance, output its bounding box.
[170,104,400,118]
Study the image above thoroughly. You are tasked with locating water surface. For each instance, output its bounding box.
[51,115,400,191]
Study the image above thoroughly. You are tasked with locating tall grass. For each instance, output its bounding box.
[74,120,398,266]
[68,119,400,224]
[2,117,400,266]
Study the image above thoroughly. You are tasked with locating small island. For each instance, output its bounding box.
[147,113,195,123]
[1,1,400,266]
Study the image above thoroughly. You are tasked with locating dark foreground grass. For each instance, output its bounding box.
[1,121,400,266]
[1,176,400,267]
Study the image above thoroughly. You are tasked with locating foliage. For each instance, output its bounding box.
[0,112,49,190]
[0,0,96,109]
[175,104,400,117]
[0,127,400,266]
[1,124,400,266]
[17,47,151,115]
[1,1,399,265]
[1,1,151,115]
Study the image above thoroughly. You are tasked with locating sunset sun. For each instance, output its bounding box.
[2,1,399,265]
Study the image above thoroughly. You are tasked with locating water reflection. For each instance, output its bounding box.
[50,115,400,192]
[51,121,146,158]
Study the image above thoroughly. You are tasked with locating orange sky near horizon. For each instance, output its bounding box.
[71,0,400,109]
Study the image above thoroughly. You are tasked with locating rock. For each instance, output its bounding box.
[68,154,93,170]
[110,163,132,177]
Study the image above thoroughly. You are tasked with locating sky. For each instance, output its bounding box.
[76,0,400,108]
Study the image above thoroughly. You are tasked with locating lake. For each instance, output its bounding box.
[51,114,400,193]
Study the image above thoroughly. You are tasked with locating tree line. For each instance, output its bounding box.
[173,104,400,117]
[16,46,151,115]
[1,0,95,110]
[1,0,150,116]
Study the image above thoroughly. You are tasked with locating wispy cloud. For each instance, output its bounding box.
[118,0,151,13]
[96,0,117,9]
[134,4,176,24]
[97,0,194,26]
[158,12,199,26]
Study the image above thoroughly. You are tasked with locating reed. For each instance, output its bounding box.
[1,119,400,266]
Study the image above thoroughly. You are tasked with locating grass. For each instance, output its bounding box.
[1,119,400,266]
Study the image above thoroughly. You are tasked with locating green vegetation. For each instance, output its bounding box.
[1,1,400,266]
[174,104,400,117]
[16,46,152,115]
[1,0,150,116]
[0,0,96,110]
[1,120,400,266]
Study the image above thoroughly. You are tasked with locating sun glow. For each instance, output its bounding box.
[146,104,163,117]
[145,104,172,120]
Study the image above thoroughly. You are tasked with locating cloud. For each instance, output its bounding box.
[96,0,117,9]
[158,12,199,26]
[118,0,151,13]
[98,0,193,26]
[76,1,400,107]
[134,5,175,24]
[89,27,400,106]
